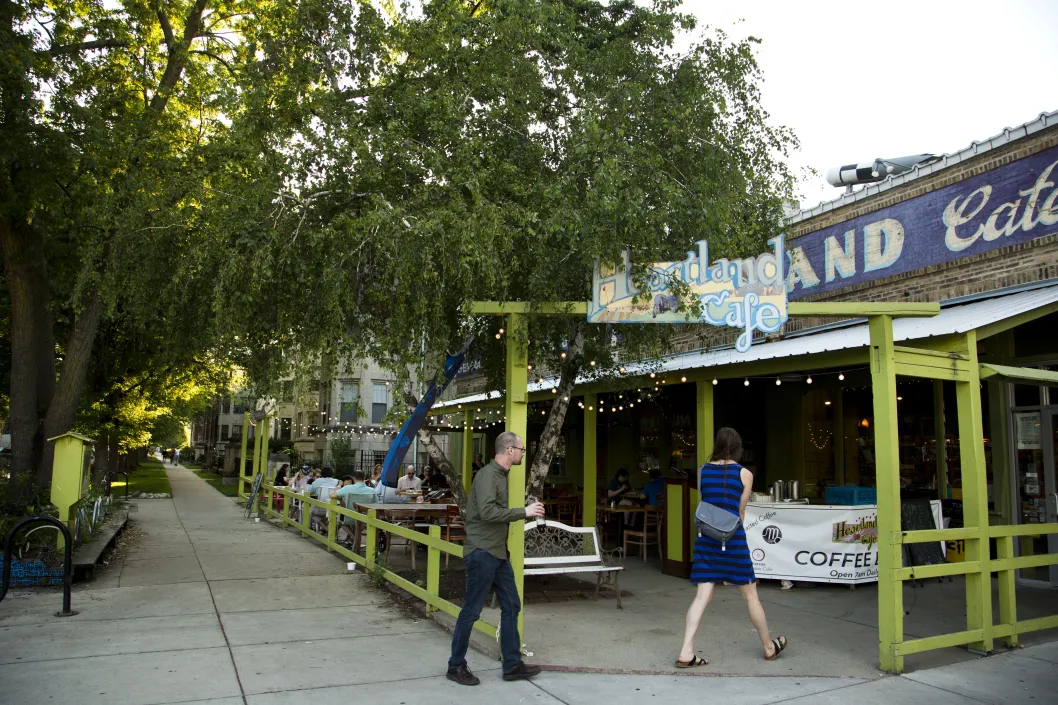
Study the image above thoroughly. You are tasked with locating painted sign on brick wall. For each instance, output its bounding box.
[787,144,1058,299]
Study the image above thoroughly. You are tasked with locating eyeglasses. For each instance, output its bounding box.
[508,446,526,452]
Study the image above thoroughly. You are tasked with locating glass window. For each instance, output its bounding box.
[220,424,229,441]
[1014,382,1042,407]
[280,417,292,440]
[231,423,242,440]
[340,381,360,423]
[372,382,388,424]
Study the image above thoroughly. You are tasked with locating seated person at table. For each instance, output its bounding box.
[607,468,632,504]
[309,467,339,498]
[639,469,665,507]
[398,464,422,493]
[332,470,375,544]
[427,465,449,489]
[273,464,290,487]
[367,464,382,488]
[307,467,340,531]
[608,468,635,534]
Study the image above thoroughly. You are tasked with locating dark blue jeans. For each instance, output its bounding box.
[448,549,522,673]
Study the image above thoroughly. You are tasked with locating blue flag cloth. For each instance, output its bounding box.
[380,345,469,488]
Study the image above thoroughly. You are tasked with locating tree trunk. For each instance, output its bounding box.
[402,390,468,514]
[40,292,104,486]
[416,426,468,514]
[0,217,56,493]
[526,324,586,501]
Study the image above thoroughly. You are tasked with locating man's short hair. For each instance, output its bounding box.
[343,475,354,483]
[495,431,521,455]
[352,469,366,482]
[321,466,334,478]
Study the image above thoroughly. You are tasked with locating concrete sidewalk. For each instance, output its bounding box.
[0,464,1054,704]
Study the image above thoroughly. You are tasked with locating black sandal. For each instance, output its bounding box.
[765,636,788,661]
[675,655,709,668]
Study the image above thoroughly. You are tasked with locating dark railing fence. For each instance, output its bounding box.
[0,516,76,617]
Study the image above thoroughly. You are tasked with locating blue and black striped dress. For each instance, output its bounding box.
[691,463,755,585]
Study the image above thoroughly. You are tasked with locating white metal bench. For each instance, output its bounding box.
[523,519,625,609]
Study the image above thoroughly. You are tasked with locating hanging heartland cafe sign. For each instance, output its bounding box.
[589,144,1058,346]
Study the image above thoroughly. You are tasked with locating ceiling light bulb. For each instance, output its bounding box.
[498,328,504,334]
[649,372,656,378]
[807,376,813,384]
[744,379,750,386]
[712,378,718,385]
[681,376,687,383]
[495,333,502,339]
[776,379,782,385]
[838,373,845,381]
[560,352,567,358]
[590,360,596,366]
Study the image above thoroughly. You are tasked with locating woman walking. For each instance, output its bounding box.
[676,427,788,667]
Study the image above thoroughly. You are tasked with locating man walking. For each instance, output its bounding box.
[446,431,545,686]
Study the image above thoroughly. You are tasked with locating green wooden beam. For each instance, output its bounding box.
[469,301,588,315]
[978,363,1058,384]
[869,315,904,674]
[789,302,940,318]
[955,330,993,655]
[894,629,985,657]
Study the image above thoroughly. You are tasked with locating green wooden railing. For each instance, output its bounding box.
[249,483,498,639]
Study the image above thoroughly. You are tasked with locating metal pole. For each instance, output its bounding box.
[1,516,77,616]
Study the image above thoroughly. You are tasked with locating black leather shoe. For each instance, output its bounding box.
[502,663,542,681]
[446,664,480,686]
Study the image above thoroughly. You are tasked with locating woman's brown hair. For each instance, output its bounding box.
[709,427,743,463]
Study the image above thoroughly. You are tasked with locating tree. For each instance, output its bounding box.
[0,1,386,494]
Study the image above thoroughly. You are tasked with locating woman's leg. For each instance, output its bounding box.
[737,581,774,654]
[678,582,714,661]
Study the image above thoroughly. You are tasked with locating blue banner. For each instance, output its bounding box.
[380,345,469,489]
[787,145,1058,299]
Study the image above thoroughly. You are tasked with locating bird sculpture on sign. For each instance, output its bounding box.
[589,236,789,352]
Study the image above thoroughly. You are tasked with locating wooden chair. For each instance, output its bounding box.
[442,504,466,568]
[623,506,664,562]
[555,499,579,526]
[384,509,418,569]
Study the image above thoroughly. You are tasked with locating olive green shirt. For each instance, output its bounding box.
[463,460,525,560]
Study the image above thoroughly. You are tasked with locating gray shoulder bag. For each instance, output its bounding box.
[694,464,741,551]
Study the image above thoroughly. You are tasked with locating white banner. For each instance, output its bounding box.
[743,502,942,585]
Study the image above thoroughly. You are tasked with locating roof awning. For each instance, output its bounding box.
[979,364,1058,385]
[435,284,1058,410]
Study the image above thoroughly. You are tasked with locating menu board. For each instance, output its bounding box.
[1015,412,1041,450]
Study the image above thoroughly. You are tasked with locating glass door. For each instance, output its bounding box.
[1013,409,1058,584]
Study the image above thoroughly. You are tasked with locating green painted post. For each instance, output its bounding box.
[301,494,311,538]
[326,495,337,552]
[955,331,993,654]
[996,535,1018,647]
[282,487,290,525]
[427,525,441,613]
[692,381,713,554]
[834,389,845,486]
[582,393,597,530]
[933,380,947,498]
[463,409,474,493]
[504,312,528,637]
[240,412,250,499]
[869,315,904,673]
[366,508,378,566]
[260,416,271,483]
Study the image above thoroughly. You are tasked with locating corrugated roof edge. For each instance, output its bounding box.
[787,109,1058,227]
